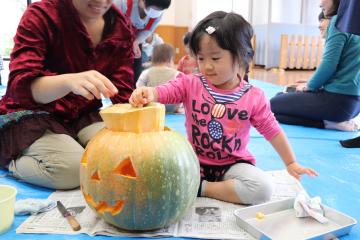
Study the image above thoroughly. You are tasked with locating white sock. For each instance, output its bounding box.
[200,180,208,197]
[324,114,360,132]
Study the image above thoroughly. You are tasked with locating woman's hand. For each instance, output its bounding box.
[129,86,156,107]
[286,162,318,180]
[295,83,308,92]
[133,40,142,59]
[66,70,118,100]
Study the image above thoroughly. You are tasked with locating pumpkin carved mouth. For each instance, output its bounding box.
[83,192,125,216]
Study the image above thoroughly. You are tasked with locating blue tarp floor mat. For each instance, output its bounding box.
[0,79,359,239]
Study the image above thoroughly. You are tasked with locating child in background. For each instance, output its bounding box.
[177,32,198,75]
[136,43,181,113]
[141,33,164,68]
[130,11,317,205]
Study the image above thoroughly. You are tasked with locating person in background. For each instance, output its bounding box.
[130,11,317,204]
[335,0,360,148]
[318,11,331,39]
[177,32,198,75]
[270,0,360,132]
[141,32,164,68]
[137,43,181,113]
[114,0,171,86]
[0,0,134,189]
[319,0,339,17]
[0,53,3,85]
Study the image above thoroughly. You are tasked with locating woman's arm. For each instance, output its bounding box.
[31,71,118,104]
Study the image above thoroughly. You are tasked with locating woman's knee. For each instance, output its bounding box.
[20,132,84,189]
[46,150,83,189]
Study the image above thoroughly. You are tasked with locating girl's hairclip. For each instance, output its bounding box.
[205,26,216,35]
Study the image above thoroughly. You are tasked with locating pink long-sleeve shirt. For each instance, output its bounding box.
[156,73,281,166]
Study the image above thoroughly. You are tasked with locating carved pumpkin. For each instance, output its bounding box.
[80,103,200,231]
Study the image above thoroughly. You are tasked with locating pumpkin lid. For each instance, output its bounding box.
[100,103,165,133]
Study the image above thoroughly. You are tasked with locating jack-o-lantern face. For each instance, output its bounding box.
[80,103,200,231]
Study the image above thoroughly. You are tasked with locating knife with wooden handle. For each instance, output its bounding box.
[57,201,81,231]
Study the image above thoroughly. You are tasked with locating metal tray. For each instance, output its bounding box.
[234,198,357,240]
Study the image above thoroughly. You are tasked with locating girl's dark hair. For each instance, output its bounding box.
[183,32,191,46]
[189,11,254,78]
[324,0,340,17]
[152,43,175,64]
[144,0,171,10]
[318,11,326,21]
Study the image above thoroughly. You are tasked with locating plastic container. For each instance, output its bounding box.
[0,185,17,234]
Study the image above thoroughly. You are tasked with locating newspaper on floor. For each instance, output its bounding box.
[16,170,303,239]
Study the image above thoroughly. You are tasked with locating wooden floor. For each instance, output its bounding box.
[249,66,314,86]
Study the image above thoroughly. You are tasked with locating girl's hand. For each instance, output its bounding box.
[66,70,118,100]
[286,162,318,180]
[129,87,156,107]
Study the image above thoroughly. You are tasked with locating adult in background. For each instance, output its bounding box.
[0,52,3,85]
[336,0,360,148]
[114,0,171,86]
[270,0,360,131]
[0,0,134,189]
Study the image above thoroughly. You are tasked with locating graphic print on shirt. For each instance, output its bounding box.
[191,76,252,161]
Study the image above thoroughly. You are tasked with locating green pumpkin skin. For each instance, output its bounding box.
[80,128,200,231]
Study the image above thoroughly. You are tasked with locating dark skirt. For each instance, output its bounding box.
[0,110,102,167]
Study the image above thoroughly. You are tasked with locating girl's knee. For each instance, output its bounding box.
[234,178,273,205]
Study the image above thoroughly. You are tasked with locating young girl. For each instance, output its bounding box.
[129,11,318,205]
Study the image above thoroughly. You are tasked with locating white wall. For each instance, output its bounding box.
[159,0,251,29]
[252,0,269,25]
[160,0,191,26]
[271,0,302,24]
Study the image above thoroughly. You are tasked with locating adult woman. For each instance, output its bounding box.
[270,0,360,130]
[114,0,171,85]
[0,0,134,189]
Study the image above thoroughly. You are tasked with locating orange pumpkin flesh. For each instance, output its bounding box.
[80,103,200,230]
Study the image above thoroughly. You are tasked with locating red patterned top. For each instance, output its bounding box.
[0,0,135,166]
[0,0,135,122]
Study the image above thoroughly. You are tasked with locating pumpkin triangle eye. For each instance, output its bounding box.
[113,156,137,179]
[91,170,101,181]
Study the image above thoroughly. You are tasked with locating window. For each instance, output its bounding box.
[0,0,32,59]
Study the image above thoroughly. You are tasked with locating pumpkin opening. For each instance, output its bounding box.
[109,200,125,215]
[83,192,97,207]
[84,192,125,215]
[81,150,88,166]
[100,103,165,133]
[91,170,101,181]
[113,157,137,179]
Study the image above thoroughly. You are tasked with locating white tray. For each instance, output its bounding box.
[234,198,357,240]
